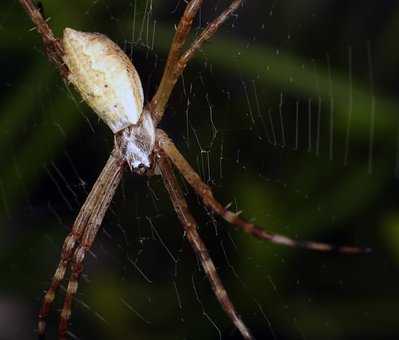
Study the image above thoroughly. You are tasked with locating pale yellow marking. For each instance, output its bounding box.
[63,28,144,133]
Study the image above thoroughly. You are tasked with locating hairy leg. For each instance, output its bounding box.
[19,0,68,78]
[157,149,254,340]
[150,0,204,123]
[56,151,124,339]
[149,0,243,124]
[38,149,124,337]
[157,129,369,254]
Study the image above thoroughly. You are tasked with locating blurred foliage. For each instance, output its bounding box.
[1,1,399,340]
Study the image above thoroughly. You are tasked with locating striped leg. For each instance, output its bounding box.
[149,0,243,124]
[58,245,87,340]
[158,151,254,340]
[157,129,370,254]
[38,150,123,338]
[58,153,124,339]
[150,0,204,123]
[38,234,81,336]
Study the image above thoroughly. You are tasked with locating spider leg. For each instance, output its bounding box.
[157,129,370,254]
[38,150,124,337]
[150,0,204,123]
[56,151,124,339]
[149,0,242,124]
[176,0,242,75]
[157,150,254,340]
[58,230,98,339]
[19,0,68,77]
[38,238,80,336]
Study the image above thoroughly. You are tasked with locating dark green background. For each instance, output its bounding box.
[1,1,398,339]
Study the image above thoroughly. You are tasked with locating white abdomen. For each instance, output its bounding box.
[63,28,144,133]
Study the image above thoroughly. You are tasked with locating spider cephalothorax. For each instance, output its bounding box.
[19,1,368,339]
[117,110,156,174]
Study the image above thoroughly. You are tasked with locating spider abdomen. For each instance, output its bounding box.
[62,28,144,133]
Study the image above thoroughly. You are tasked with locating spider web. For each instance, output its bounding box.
[1,1,398,340]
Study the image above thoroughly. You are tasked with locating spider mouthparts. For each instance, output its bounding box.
[133,163,150,175]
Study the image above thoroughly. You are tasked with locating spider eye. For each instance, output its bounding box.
[62,28,144,134]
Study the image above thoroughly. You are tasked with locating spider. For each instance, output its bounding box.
[19,1,368,339]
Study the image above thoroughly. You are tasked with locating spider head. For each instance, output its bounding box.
[118,109,156,175]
